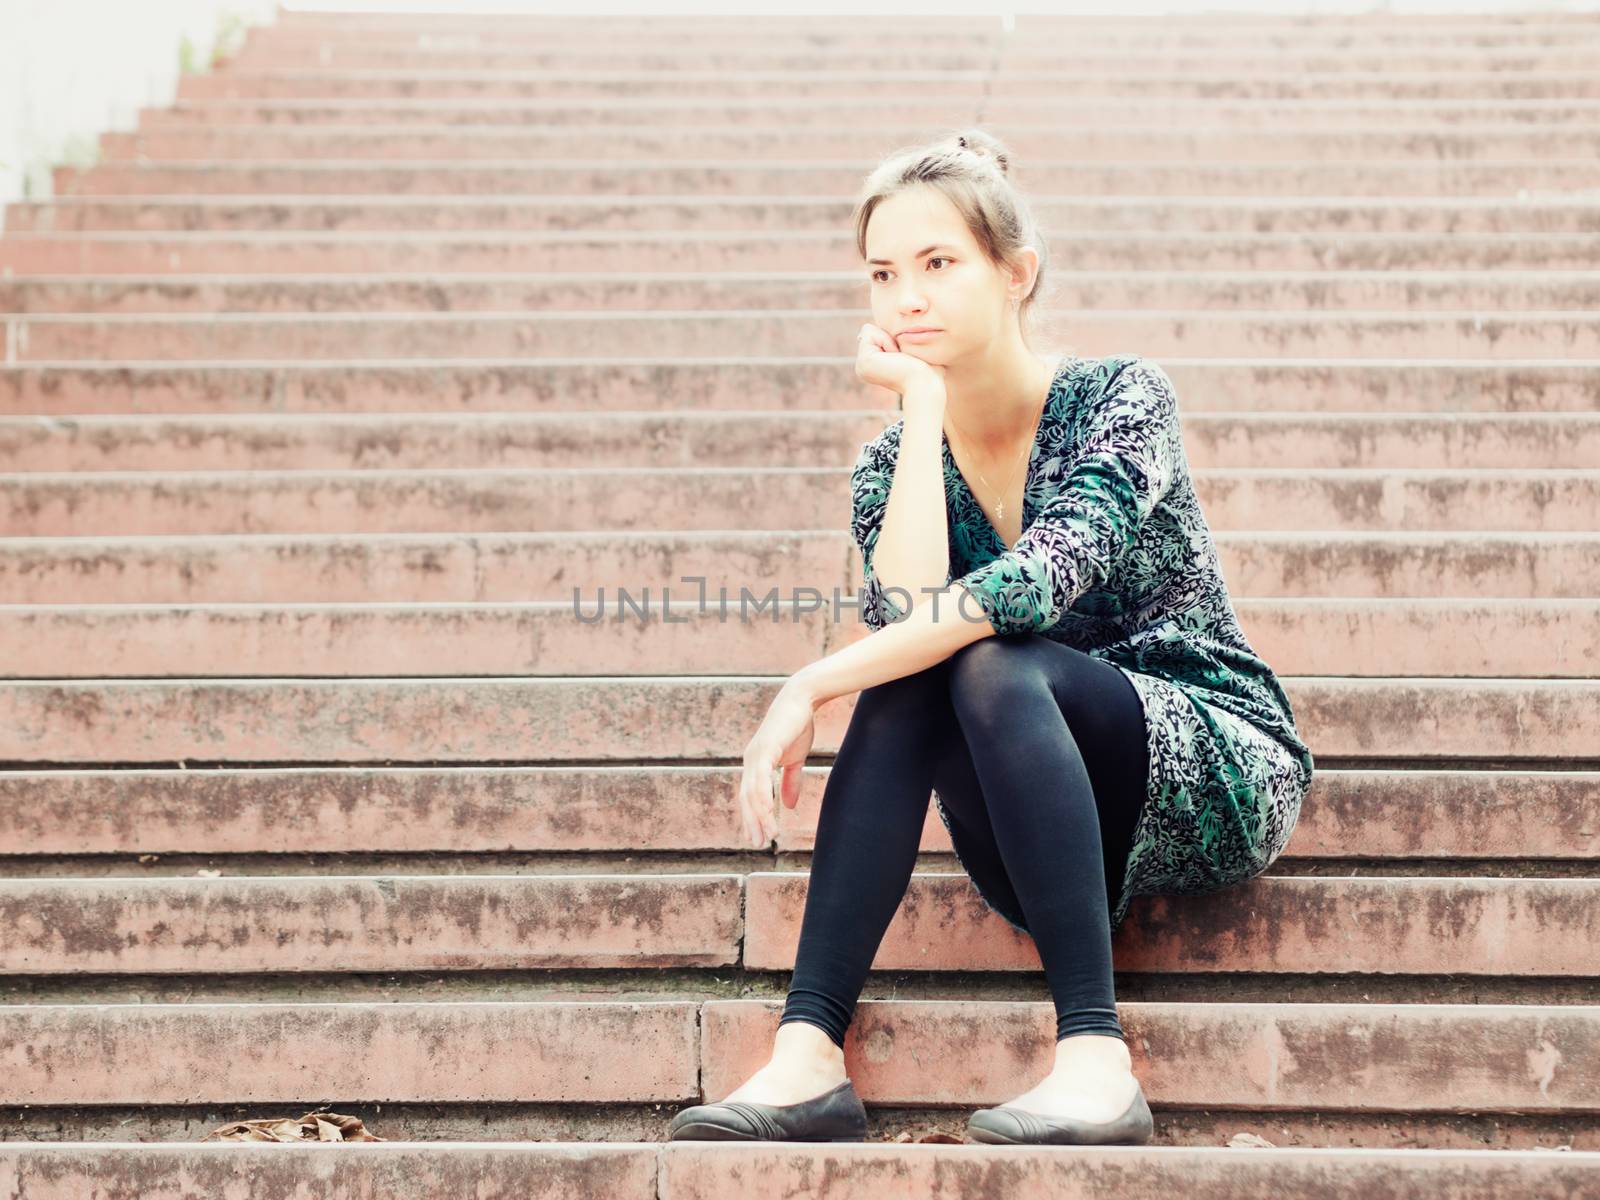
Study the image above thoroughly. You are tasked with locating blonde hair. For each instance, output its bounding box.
[852,127,1061,352]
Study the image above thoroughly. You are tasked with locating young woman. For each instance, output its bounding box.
[669,129,1315,1147]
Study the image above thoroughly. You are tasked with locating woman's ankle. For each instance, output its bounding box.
[1053,1031,1132,1072]
[772,1020,848,1074]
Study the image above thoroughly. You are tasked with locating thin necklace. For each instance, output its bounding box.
[945,363,1053,522]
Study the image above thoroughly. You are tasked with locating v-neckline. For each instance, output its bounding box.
[940,356,1071,553]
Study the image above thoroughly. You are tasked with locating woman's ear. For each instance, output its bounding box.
[1007,244,1041,306]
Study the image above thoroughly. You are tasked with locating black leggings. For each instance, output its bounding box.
[777,634,1151,1050]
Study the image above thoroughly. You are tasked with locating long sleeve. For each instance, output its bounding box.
[849,429,906,631]
[850,425,958,631]
[954,356,1182,637]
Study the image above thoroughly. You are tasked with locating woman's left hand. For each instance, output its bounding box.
[737,680,818,849]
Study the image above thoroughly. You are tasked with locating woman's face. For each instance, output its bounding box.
[863,184,1022,365]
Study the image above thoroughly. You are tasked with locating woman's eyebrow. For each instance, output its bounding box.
[866,243,957,266]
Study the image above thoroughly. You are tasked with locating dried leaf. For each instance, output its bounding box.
[203,1108,386,1143]
[1227,1131,1276,1148]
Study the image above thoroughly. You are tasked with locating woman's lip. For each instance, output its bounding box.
[899,329,942,340]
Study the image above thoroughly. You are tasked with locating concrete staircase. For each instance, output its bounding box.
[2,7,1598,1196]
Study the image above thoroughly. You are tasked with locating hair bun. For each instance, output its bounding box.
[953,132,1010,176]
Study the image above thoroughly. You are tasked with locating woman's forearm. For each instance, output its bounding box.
[870,385,950,605]
[788,582,994,711]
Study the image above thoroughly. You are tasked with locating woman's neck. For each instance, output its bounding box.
[942,347,1062,455]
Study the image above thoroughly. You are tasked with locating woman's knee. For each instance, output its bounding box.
[849,659,950,739]
[946,636,1054,731]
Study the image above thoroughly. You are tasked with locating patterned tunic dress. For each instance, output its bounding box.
[849,352,1315,934]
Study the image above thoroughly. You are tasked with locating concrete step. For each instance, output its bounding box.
[8,310,1600,360]
[217,44,1600,74]
[56,159,1600,197]
[243,17,1600,49]
[3,1142,1597,1200]
[3,765,1592,861]
[55,310,1600,365]
[209,38,1600,68]
[699,999,1600,1120]
[9,230,1597,274]
[4,531,1594,604]
[90,125,1600,163]
[2,872,1597,977]
[132,98,1600,132]
[3,466,1596,536]
[0,676,1594,765]
[5,270,1600,314]
[0,530,849,604]
[266,9,1600,32]
[1,600,1596,679]
[4,412,1596,473]
[16,194,1600,234]
[1,1143,658,1200]
[747,873,1600,975]
[1,998,1595,1116]
[176,65,1600,102]
[0,873,745,973]
[4,358,1594,416]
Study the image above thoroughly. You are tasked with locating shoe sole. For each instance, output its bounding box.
[669,1120,866,1142]
[965,1122,1151,1146]
[964,1088,1155,1146]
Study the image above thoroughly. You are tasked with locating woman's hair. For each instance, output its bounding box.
[851,127,1057,350]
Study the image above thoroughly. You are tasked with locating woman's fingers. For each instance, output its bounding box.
[739,751,774,849]
[858,322,893,355]
[738,757,757,847]
[752,776,769,845]
[778,759,801,811]
[754,759,774,847]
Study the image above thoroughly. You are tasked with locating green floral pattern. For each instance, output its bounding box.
[849,354,1315,933]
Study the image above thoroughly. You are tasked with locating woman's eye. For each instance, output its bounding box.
[871,258,948,283]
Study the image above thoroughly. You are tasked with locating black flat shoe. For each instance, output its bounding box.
[966,1080,1154,1146]
[668,1078,868,1142]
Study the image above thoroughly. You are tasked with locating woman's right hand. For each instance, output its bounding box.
[854,322,948,398]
